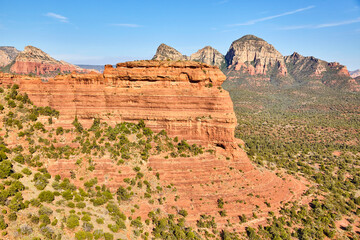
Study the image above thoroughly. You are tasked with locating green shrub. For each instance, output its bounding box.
[39,215,51,225]
[38,191,54,203]
[76,202,86,209]
[31,215,40,224]
[93,229,104,239]
[13,155,25,164]
[104,232,114,240]
[66,214,80,229]
[96,218,104,224]
[62,190,73,200]
[8,212,17,221]
[0,216,7,230]
[0,160,13,179]
[38,206,53,216]
[75,230,93,240]
[21,168,32,175]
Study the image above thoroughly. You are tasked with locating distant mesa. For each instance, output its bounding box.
[0,45,91,77]
[152,34,359,91]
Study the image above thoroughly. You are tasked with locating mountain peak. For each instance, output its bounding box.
[152,44,187,61]
[190,46,225,68]
[235,34,265,42]
[225,35,287,80]
[0,46,20,67]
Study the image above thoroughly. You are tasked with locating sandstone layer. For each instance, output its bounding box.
[1,60,236,147]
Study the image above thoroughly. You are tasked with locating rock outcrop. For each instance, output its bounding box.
[284,52,358,90]
[9,45,85,76]
[0,46,19,67]
[1,60,236,147]
[225,35,288,77]
[152,44,188,61]
[350,69,360,78]
[0,61,307,230]
[190,46,225,68]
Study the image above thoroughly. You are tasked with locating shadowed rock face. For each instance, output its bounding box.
[190,46,225,68]
[0,46,20,67]
[152,44,188,61]
[9,46,84,75]
[1,60,236,148]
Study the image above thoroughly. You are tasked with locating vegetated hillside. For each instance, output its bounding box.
[226,83,360,239]
[0,81,309,239]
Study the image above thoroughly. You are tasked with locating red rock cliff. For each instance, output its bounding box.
[1,60,236,147]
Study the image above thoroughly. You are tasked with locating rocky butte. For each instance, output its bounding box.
[0,60,306,229]
[1,60,236,148]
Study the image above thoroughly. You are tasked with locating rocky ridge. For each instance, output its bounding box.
[350,69,360,78]
[225,35,288,77]
[0,46,20,67]
[190,46,225,68]
[284,52,356,89]
[152,43,188,61]
[9,45,85,76]
[153,35,358,90]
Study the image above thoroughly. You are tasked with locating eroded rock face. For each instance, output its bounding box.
[0,46,19,67]
[225,35,288,76]
[190,46,225,68]
[152,44,188,61]
[1,60,236,147]
[10,46,84,75]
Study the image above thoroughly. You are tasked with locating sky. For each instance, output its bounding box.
[0,0,360,70]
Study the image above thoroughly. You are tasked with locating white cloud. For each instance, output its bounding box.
[45,12,69,23]
[229,5,315,26]
[111,23,142,28]
[280,17,360,30]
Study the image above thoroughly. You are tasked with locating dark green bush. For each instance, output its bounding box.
[38,191,54,203]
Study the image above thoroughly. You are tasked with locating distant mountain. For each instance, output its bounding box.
[223,35,291,86]
[0,46,19,67]
[0,45,89,77]
[152,43,188,61]
[190,46,225,68]
[152,34,358,91]
[284,52,353,90]
[76,64,104,73]
[350,69,360,78]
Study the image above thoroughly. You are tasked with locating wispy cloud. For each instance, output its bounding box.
[111,23,142,28]
[229,5,315,26]
[280,17,360,30]
[45,12,68,23]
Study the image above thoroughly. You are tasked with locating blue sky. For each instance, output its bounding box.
[0,0,359,70]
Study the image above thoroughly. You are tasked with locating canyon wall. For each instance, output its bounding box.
[1,60,237,148]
